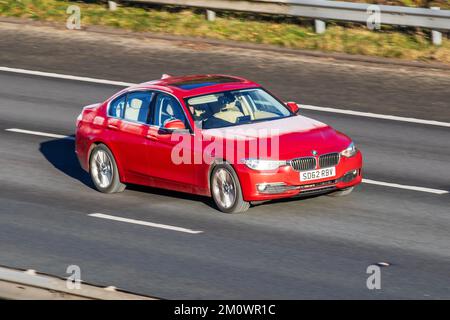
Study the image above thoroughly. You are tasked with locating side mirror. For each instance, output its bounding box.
[164,119,186,131]
[286,102,299,114]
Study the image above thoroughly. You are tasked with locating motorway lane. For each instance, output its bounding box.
[0,131,449,299]
[1,21,450,122]
[0,132,449,299]
[0,72,449,298]
[1,71,449,190]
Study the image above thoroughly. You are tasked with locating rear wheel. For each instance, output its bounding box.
[89,144,126,194]
[328,187,354,197]
[211,164,250,214]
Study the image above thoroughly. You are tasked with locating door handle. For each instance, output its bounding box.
[146,134,157,141]
[107,124,119,130]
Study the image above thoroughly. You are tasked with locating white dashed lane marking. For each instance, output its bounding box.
[362,179,448,195]
[5,128,74,140]
[88,213,204,234]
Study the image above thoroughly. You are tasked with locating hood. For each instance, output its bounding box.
[201,115,351,160]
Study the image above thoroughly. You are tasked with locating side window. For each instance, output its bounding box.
[153,93,186,127]
[109,95,126,118]
[123,91,153,123]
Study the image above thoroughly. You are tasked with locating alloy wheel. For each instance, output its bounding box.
[212,168,237,209]
[91,149,114,188]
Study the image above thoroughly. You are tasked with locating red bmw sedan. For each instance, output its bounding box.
[76,74,362,213]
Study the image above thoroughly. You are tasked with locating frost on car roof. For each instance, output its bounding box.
[169,76,243,90]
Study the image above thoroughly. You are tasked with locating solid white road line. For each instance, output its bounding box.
[1,65,450,128]
[0,66,134,87]
[300,104,450,128]
[5,128,449,195]
[362,179,448,195]
[5,128,74,140]
[88,213,203,234]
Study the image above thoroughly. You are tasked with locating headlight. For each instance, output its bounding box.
[243,159,286,171]
[340,142,357,158]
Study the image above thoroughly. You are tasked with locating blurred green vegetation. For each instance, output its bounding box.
[0,0,448,63]
[346,0,449,9]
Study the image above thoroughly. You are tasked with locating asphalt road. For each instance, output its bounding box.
[0,21,449,299]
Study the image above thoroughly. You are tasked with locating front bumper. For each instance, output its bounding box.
[236,151,363,201]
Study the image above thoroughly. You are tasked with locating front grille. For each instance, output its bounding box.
[319,153,340,168]
[289,157,316,171]
[294,186,336,197]
[299,180,336,190]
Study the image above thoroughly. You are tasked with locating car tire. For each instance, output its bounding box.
[328,187,354,197]
[211,163,250,214]
[89,144,126,194]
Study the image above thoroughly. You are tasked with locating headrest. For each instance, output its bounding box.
[218,93,234,106]
[166,103,174,116]
[130,98,142,109]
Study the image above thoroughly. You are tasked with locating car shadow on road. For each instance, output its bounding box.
[39,137,216,209]
[126,184,216,209]
[39,137,94,188]
[250,192,334,210]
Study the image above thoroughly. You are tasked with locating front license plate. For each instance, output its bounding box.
[300,167,336,182]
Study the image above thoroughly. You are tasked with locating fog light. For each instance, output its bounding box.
[340,169,359,183]
[257,184,268,192]
[257,182,292,194]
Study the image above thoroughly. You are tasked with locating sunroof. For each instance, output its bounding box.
[170,76,241,90]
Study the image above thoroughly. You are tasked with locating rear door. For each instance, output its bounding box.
[106,91,154,183]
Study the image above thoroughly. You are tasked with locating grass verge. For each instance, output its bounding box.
[0,0,449,64]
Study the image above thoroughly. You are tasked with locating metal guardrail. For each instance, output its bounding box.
[0,266,156,300]
[129,0,450,31]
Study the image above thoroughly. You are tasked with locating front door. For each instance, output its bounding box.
[146,92,195,193]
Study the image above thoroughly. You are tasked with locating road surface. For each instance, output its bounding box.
[0,21,449,299]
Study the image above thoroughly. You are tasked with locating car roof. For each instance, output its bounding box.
[135,74,261,97]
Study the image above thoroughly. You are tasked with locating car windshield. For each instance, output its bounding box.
[186,88,292,129]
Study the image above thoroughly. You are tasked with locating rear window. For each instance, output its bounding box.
[109,95,126,118]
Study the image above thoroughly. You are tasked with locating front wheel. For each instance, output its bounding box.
[89,144,126,194]
[211,164,250,214]
[328,187,354,197]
